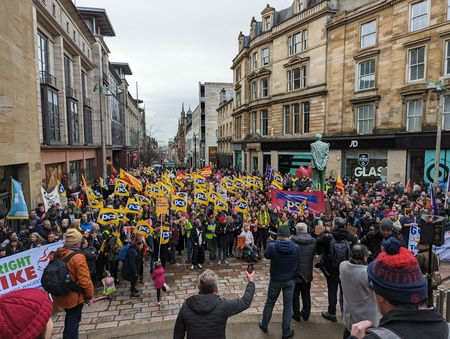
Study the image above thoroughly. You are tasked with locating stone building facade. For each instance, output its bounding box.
[232,0,450,185]
[0,0,144,211]
[217,89,234,169]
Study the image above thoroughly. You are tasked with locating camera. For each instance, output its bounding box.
[314,261,330,277]
[268,230,278,240]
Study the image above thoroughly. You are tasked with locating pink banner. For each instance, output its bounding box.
[270,188,325,216]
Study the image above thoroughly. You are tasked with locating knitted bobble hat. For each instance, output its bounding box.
[367,237,427,304]
[0,288,53,339]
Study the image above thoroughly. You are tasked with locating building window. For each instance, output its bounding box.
[85,159,94,182]
[69,161,81,185]
[252,52,258,70]
[444,97,450,130]
[261,79,268,98]
[288,33,301,56]
[445,40,450,76]
[261,110,268,136]
[301,66,307,88]
[358,60,375,90]
[293,104,300,134]
[361,20,376,48]
[42,89,60,144]
[411,0,428,31]
[264,16,270,31]
[67,100,79,145]
[37,32,48,75]
[302,30,307,51]
[297,0,304,12]
[253,157,258,171]
[66,22,69,33]
[252,81,257,100]
[236,66,241,82]
[283,105,290,135]
[84,106,92,144]
[52,3,56,16]
[448,0,450,20]
[287,67,306,91]
[235,116,242,139]
[302,102,310,134]
[408,47,425,81]
[357,105,374,134]
[406,100,423,131]
[262,48,269,66]
[236,91,241,107]
[252,111,257,133]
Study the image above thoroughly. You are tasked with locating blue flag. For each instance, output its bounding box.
[7,178,29,219]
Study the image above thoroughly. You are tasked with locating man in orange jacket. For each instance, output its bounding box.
[53,228,94,339]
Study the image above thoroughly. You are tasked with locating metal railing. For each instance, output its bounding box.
[65,86,77,99]
[40,71,57,87]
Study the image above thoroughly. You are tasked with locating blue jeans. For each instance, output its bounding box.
[63,302,84,339]
[218,247,227,261]
[261,279,295,337]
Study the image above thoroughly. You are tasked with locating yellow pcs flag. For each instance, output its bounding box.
[194,190,209,205]
[160,225,171,245]
[97,208,118,225]
[235,198,249,213]
[114,179,130,196]
[171,195,187,212]
[99,177,109,190]
[215,196,228,212]
[271,172,283,189]
[126,198,143,214]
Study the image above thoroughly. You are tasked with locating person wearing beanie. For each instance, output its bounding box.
[361,217,405,263]
[52,228,94,339]
[316,217,356,323]
[190,217,206,270]
[349,238,448,339]
[0,288,54,339]
[259,225,300,339]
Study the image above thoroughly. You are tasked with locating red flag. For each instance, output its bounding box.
[214,170,222,182]
[200,165,212,178]
[111,165,117,177]
[405,179,411,193]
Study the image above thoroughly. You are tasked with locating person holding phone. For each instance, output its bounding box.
[174,268,255,339]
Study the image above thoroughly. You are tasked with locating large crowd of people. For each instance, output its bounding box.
[1,166,450,338]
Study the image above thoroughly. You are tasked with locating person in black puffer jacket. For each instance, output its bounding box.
[173,268,255,339]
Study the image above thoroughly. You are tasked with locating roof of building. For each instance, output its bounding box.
[77,7,115,37]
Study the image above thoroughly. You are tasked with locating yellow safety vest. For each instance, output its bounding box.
[258,211,269,228]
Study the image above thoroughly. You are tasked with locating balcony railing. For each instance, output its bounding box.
[83,97,91,107]
[66,86,77,99]
[40,71,57,88]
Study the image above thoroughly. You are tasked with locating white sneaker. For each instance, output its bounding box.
[190,265,194,270]
[224,260,229,265]
[162,283,170,292]
[174,262,181,267]
[198,264,203,269]
[218,260,221,265]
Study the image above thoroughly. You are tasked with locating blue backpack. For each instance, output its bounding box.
[118,244,137,261]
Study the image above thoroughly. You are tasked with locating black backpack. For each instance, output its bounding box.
[329,237,350,268]
[41,250,83,296]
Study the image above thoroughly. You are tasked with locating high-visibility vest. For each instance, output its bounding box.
[258,211,269,228]
[205,222,216,239]
[185,220,193,239]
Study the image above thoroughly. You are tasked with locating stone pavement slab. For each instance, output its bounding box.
[52,254,450,338]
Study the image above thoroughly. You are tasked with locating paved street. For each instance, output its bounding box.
[51,254,450,338]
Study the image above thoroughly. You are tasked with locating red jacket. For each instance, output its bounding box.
[151,266,166,289]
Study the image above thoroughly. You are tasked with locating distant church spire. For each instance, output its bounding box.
[181,102,185,118]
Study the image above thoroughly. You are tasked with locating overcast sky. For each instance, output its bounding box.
[75,0,294,143]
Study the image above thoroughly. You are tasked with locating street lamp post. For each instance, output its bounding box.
[426,79,448,188]
[194,134,197,169]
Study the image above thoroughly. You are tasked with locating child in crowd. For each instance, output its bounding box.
[151,260,169,306]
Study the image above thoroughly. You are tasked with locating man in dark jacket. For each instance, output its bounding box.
[291,222,317,322]
[259,225,300,339]
[316,217,356,322]
[173,268,255,339]
[360,217,405,263]
[121,240,144,297]
[349,238,448,339]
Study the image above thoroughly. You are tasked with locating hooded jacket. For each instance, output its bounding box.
[292,233,317,282]
[173,281,255,339]
[264,239,301,282]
